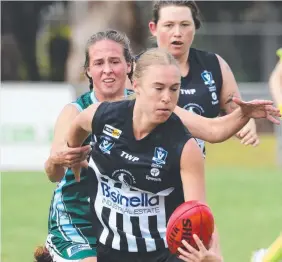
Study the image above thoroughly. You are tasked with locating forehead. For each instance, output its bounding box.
[158,5,193,22]
[145,64,180,83]
[88,39,124,60]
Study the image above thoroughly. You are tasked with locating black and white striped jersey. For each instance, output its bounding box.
[88,100,193,252]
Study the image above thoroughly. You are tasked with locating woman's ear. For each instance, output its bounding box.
[149,21,157,37]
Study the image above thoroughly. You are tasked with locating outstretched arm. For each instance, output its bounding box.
[174,98,281,143]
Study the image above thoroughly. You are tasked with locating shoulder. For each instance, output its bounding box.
[94,100,133,122]
[71,91,92,112]
[190,47,218,61]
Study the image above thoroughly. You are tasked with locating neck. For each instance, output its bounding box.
[175,49,190,77]
[132,101,157,140]
[94,89,124,102]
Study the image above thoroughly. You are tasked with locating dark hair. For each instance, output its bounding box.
[152,0,201,29]
[33,246,53,262]
[84,29,134,90]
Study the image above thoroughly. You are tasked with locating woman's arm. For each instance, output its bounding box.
[216,54,258,146]
[179,139,223,260]
[45,104,91,182]
[174,98,281,143]
[269,60,282,108]
[174,106,247,143]
[66,103,100,181]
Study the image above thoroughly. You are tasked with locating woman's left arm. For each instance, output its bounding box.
[216,54,259,146]
[179,139,223,261]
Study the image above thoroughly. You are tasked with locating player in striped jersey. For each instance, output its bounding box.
[37,30,134,262]
[66,48,280,262]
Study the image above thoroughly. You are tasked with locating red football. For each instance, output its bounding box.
[166,200,214,254]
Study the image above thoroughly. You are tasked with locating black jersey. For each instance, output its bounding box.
[178,48,222,155]
[178,48,222,118]
[88,100,192,253]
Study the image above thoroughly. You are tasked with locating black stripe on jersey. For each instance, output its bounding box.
[130,216,147,252]
[101,207,114,247]
[114,182,122,189]
[116,212,128,250]
[148,216,166,250]
[101,177,108,183]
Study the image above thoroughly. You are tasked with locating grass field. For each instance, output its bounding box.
[1,135,282,262]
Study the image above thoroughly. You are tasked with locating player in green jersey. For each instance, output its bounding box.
[34,29,134,262]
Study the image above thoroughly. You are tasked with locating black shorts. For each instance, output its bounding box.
[97,243,182,262]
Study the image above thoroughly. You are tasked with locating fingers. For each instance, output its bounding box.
[72,165,81,182]
[237,127,250,139]
[67,145,92,155]
[240,132,259,146]
[193,234,207,252]
[248,99,274,106]
[265,105,281,115]
[266,114,281,125]
[232,97,243,106]
[178,240,199,262]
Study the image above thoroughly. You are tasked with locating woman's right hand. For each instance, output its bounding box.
[50,144,92,168]
[177,234,223,262]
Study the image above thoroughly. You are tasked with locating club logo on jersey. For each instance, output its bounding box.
[99,136,115,154]
[102,124,122,139]
[201,70,215,86]
[120,151,139,162]
[66,244,91,257]
[152,147,168,166]
[211,92,219,105]
[150,168,160,177]
[146,168,161,182]
[112,169,136,187]
[183,103,204,115]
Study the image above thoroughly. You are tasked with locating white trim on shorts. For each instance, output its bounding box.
[45,237,81,262]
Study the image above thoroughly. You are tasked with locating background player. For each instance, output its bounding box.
[148,0,259,153]
[36,29,134,262]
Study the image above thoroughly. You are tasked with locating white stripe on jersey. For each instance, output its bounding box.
[88,156,172,252]
[88,157,110,246]
[139,217,156,251]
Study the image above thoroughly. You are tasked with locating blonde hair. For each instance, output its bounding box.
[133,48,179,81]
[127,48,179,100]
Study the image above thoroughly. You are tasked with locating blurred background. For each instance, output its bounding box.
[1,1,282,262]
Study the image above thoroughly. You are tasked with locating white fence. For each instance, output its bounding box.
[0,82,281,171]
[0,83,75,171]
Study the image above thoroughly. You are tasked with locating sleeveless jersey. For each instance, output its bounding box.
[178,48,222,155]
[48,89,132,249]
[88,100,193,252]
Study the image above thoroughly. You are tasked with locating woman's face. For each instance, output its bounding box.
[149,6,196,59]
[134,63,181,125]
[87,39,131,98]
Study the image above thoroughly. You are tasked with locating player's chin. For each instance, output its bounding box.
[101,85,120,95]
[154,112,171,124]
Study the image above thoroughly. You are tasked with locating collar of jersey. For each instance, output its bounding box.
[90,88,129,103]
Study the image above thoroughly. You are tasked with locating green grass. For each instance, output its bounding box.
[1,135,282,262]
